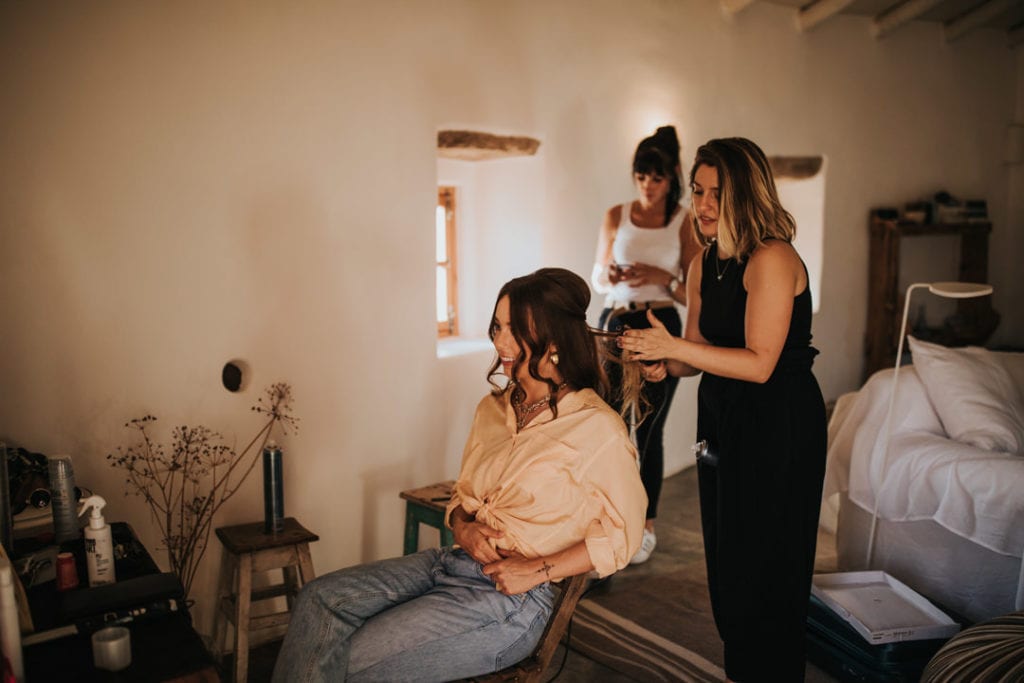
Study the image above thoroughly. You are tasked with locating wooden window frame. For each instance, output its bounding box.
[437,187,459,337]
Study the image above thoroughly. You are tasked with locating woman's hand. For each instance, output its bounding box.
[639,360,668,383]
[482,551,550,595]
[617,309,679,362]
[451,513,505,565]
[608,262,633,285]
[620,262,671,288]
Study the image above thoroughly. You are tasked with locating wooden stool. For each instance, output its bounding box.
[212,517,319,683]
[399,480,456,555]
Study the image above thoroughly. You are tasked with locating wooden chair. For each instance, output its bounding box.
[397,481,590,682]
[463,573,590,683]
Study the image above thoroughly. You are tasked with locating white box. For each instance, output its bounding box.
[811,571,960,645]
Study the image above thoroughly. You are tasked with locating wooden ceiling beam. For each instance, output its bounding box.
[437,130,540,161]
[871,0,945,38]
[769,156,824,180]
[721,0,757,17]
[797,0,857,32]
[945,0,1017,42]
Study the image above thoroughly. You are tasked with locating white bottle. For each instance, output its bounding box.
[79,496,116,586]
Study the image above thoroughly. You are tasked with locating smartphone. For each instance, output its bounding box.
[612,262,635,277]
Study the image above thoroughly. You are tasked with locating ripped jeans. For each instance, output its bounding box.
[271,547,555,683]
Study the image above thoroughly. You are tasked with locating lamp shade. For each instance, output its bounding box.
[926,282,993,299]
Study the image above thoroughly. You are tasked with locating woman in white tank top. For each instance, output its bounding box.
[590,125,702,564]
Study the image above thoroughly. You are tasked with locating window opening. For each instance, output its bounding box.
[772,156,826,314]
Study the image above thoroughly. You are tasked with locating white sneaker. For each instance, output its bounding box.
[630,528,657,565]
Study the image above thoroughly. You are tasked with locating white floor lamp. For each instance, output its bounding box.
[864,281,994,568]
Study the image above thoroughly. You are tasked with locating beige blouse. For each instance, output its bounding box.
[446,388,647,578]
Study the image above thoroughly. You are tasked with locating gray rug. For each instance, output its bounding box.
[570,598,724,682]
[565,466,840,682]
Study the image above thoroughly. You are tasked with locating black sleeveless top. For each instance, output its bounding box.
[698,241,818,376]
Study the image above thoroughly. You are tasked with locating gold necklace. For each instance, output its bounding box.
[715,256,730,281]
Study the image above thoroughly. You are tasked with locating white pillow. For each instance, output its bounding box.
[907,336,1024,453]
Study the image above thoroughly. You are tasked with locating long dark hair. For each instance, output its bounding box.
[487,268,609,418]
[634,125,683,227]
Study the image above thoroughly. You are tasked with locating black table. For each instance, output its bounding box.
[16,523,218,682]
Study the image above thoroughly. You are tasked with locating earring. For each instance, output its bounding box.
[550,352,559,366]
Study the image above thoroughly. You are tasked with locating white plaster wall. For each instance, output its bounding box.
[0,0,1017,637]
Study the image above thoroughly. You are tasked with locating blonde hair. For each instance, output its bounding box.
[689,138,796,262]
[595,335,652,426]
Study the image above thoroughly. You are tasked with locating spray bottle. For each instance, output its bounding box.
[79,496,115,586]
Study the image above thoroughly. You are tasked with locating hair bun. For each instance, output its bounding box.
[636,125,680,165]
[653,126,680,159]
[536,267,591,316]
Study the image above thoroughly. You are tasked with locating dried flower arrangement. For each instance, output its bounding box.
[107,383,299,597]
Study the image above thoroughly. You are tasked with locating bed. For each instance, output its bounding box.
[821,340,1024,624]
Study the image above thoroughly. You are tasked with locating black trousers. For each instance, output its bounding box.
[696,370,826,682]
[598,305,681,520]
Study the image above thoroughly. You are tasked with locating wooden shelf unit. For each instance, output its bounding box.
[863,211,996,380]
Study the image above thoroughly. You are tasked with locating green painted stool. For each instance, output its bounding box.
[400,480,456,554]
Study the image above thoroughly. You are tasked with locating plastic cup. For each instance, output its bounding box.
[92,626,131,671]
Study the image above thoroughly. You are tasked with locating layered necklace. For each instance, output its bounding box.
[512,382,568,431]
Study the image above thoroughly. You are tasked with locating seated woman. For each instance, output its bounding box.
[272,267,647,683]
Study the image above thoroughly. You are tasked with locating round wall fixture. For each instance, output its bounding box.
[222,360,250,392]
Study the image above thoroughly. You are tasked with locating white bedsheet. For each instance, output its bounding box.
[824,363,1024,558]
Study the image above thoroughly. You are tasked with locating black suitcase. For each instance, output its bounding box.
[805,593,952,682]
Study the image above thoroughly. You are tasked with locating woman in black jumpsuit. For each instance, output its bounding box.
[619,137,827,682]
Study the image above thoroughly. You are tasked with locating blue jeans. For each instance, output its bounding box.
[271,547,555,682]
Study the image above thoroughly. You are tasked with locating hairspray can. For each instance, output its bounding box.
[262,441,284,534]
[48,455,79,543]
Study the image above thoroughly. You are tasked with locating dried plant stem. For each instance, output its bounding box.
[107,383,298,597]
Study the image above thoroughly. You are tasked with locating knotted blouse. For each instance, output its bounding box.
[446,388,647,578]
